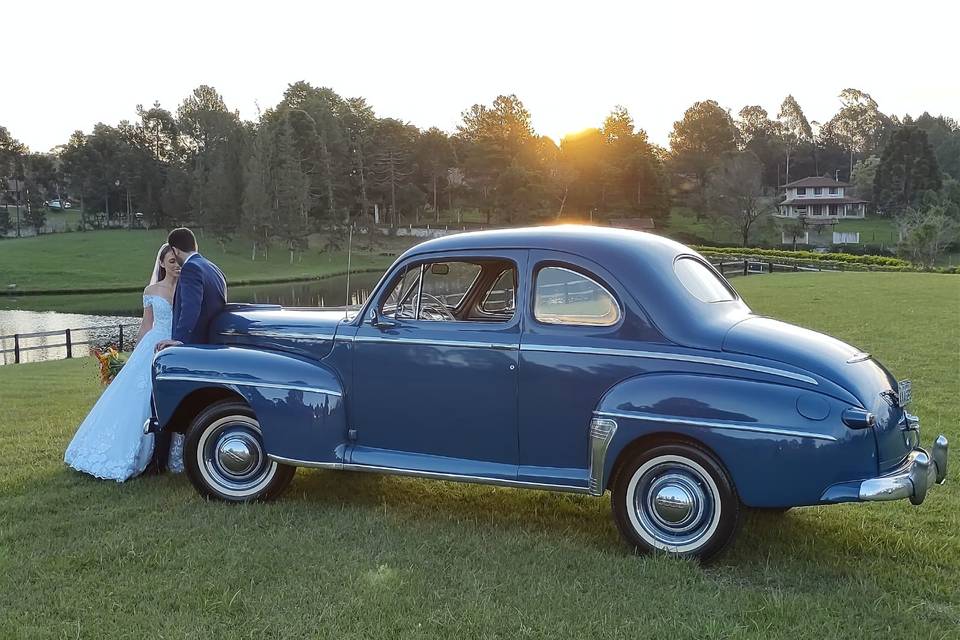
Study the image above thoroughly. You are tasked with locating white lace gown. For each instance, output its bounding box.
[65,294,184,481]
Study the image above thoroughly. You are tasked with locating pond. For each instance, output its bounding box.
[0,271,384,365]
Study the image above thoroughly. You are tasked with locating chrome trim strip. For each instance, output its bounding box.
[588,418,618,496]
[155,374,342,397]
[593,410,837,442]
[219,329,336,341]
[521,344,818,385]
[267,456,591,493]
[354,335,517,351]
[846,352,871,364]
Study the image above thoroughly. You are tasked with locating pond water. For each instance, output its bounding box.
[0,271,384,365]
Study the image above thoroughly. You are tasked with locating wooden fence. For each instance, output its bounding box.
[0,323,140,365]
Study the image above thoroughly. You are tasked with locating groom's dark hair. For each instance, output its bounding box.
[167,227,197,253]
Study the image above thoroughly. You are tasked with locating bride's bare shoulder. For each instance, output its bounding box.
[143,283,162,296]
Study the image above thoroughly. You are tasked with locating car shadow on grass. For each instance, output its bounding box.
[275,468,943,569]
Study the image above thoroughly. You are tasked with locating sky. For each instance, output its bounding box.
[3,0,958,152]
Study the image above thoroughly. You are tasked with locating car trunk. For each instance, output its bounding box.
[723,316,910,472]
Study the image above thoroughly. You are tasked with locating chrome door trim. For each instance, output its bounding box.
[218,329,336,341]
[155,374,342,397]
[354,335,518,351]
[267,455,591,494]
[593,410,837,442]
[520,344,818,385]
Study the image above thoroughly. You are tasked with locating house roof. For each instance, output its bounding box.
[782,176,850,188]
[779,197,868,206]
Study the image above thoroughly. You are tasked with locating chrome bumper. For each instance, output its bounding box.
[859,435,948,505]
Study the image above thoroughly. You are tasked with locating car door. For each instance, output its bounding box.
[517,250,663,487]
[349,250,526,480]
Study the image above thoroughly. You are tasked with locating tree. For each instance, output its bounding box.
[706,152,771,247]
[874,127,942,214]
[416,127,453,220]
[819,89,894,179]
[241,128,274,260]
[371,119,416,226]
[669,100,738,216]
[912,113,960,181]
[851,155,881,200]
[897,206,958,268]
[24,181,46,234]
[777,95,813,184]
[272,119,311,263]
[0,126,26,181]
[737,105,786,187]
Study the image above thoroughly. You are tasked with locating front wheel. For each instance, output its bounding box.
[184,400,295,502]
[611,442,741,561]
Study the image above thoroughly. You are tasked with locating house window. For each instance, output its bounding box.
[796,187,807,196]
[814,187,822,195]
[829,187,838,195]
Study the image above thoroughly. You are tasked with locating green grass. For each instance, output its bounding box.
[1,272,958,637]
[0,229,414,293]
[831,217,900,244]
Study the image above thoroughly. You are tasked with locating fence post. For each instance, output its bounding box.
[794,264,799,272]
[743,260,748,276]
[768,261,773,274]
[65,329,72,359]
[118,325,124,352]
[13,334,20,364]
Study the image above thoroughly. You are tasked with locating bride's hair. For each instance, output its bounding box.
[156,244,175,283]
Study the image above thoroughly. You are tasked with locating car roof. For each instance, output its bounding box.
[405,224,690,258]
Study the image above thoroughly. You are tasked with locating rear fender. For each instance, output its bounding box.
[152,345,347,465]
[596,373,876,507]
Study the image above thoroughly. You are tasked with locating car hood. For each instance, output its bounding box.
[722,316,897,406]
[210,304,355,361]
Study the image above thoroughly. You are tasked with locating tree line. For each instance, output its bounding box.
[1,84,958,260]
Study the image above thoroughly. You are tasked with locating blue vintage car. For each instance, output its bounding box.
[149,225,947,559]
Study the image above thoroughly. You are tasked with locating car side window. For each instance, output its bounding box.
[381,267,421,319]
[534,266,620,326]
[479,268,516,314]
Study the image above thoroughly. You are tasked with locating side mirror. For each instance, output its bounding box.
[370,309,398,330]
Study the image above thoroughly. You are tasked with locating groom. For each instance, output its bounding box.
[151,226,227,471]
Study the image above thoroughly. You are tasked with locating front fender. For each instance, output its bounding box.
[152,345,347,465]
[596,373,877,507]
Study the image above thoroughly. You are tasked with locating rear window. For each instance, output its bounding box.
[674,257,736,303]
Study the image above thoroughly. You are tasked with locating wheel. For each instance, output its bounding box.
[611,442,741,561]
[184,400,295,502]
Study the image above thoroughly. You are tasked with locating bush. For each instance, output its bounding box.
[694,245,911,267]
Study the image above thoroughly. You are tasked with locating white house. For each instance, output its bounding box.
[776,176,868,246]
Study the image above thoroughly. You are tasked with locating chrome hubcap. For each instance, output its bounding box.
[629,458,720,551]
[652,481,695,524]
[197,415,276,496]
[217,435,258,476]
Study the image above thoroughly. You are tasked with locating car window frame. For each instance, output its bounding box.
[672,255,740,304]
[478,266,518,316]
[374,255,522,327]
[530,263,623,328]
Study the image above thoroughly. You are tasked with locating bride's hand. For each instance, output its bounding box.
[154,340,183,353]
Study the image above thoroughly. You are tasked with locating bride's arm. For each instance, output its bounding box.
[136,304,155,344]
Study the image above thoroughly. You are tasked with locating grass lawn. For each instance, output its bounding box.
[0,229,415,293]
[831,217,900,245]
[1,273,959,638]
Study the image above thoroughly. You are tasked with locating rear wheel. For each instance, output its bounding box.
[611,442,740,561]
[184,400,295,502]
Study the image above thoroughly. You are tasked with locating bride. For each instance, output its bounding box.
[65,244,184,481]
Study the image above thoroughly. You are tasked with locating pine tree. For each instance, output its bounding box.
[242,130,273,260]
[874,127,943,214]
[273,120,311,263]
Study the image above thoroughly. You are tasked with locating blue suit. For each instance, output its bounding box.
[171,254,227,344]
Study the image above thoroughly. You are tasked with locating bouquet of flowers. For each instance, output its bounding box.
[90,346,127,385]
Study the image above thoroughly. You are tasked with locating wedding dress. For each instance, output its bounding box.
[64,294,184,481]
